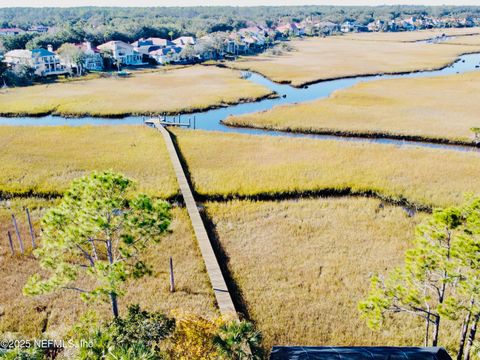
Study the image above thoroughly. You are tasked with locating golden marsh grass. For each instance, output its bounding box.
[0,199,217,337]
[344,27,480,42]
[205,198,459,351]
[445,34,480,46]
[227,36,480,86]
[0,66,272,117]
[0,126,178,198]
[172,129,480,208]
[225,71,480,143]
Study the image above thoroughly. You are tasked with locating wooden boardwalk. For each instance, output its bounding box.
[156,124,238,318]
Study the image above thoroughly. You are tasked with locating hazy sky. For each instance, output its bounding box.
[1,0,480,7]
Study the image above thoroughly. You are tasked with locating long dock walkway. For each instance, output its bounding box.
[156,124,238,318]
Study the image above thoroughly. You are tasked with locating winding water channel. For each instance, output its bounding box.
[1,52,480,152]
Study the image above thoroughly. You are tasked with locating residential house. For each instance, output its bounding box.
[76,41,103,71]
[341,21,356,33]
[97,40,144,66]
[400,17,418,31]
[387,20,399,32]
[239,27,265,44]
[149,46,182,65]
[276,23,302,37]
[460,17,475,27]
[238,27,266,51]
[400,20,416,31]
[131,38,175,62]
[0,28,25,36]
[367,20,387,32]
[225,33,250,55]
[239,25,268,37]
[132,37,174,48]
[28,25,49,33]
[172,36,196,47]
[5,45,66,76]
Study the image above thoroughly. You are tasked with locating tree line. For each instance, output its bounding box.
[1,5,480,52]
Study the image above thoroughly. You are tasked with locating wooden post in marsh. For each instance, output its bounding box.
[169,256,175,293]
[26,208,36,249]
[156,124,238,319]
[7,231,14,255]
[11,214,24,254]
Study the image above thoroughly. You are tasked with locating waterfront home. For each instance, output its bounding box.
[341,21,368,33]
[225,33,251,55]
[4,46,66,76]
[400,20,416,31]
[239,25,271,40]
[132,37,174,49]
[149,46,182,64]
[76,41,103,71]
[276,23,302,37]
[341,21,356,33]
[368,20,386,32]
[97,40,144,66]
[0,28,25,36]
[173,36,196,47]
[132,38,175,61]
[238,27,267,48]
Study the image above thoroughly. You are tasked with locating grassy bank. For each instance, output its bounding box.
[344,27,480,42]
[227,36,480,86]
[445,34,480,46]
[205,198,459,351]
[0,126,178,198]
[224,71,480,144]
[171,129,480,208]
[0,66,273,117]
[0,198,217,337]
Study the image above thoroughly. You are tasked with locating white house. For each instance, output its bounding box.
[97,40,144,66]
[5,46,66,76]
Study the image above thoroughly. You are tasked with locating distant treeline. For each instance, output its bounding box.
[1,5,480,51]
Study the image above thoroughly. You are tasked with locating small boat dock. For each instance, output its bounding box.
[144,116,196,129]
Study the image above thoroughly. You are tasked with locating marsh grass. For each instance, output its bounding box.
[0,66,272,117]
[224,71,480,143]
[205,198,460,352]
[445,34,480,46]
[0,126,178,198]
[172,129,480,208]
[344,27,480,42]
[227,36,480,86]
[0,198,217,337]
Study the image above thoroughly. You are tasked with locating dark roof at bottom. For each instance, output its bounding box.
[269,347,452,360]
